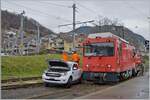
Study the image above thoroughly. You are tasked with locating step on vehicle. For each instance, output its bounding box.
[42,60,82,88]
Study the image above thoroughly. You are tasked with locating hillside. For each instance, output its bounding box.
[69,25,146,50]
[1,10,55,36]
[1,10,146,51]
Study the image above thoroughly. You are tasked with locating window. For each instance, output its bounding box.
[84,42,114,56]
[73,64,78,70]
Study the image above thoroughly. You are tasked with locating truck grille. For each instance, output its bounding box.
[46,73,61,77]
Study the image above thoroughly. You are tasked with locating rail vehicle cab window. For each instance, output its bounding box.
[84,42,114,56]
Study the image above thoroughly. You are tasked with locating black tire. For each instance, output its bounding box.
[129,70,132,78]
[136,64,144,76]
[44,82,49,87]
[132,68,137,77]
[78,77,82,84]
[65,77,72,88]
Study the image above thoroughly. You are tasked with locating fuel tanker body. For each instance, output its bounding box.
[82,32,140,83]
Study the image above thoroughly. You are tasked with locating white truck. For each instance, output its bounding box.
[42,60,82,88]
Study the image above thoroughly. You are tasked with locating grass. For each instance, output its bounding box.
[1,53,148,80]
[143,55,149,71]
[1,54,61,80]
[1,54,83,80]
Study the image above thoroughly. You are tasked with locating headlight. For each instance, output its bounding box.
[62,72,68,76]
[44,70,47,73]
[86,64,89,68]
[107,64,111,68]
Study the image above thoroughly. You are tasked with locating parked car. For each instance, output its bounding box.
[42,60,82,88]
[0,52,8,56]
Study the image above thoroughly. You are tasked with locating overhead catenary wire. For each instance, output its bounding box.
[75,0,148,27]
[58,20,94,27]
[122,0,148,17]
[38,1,72,8]
[75,1,102,17]
[73,1,105,26]
[3,0,75,35]
[4,0,72,22]
[32,1,73,22]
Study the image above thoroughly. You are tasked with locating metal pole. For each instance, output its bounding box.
[147,17,150,53]
[48,33,51,49]
[36,22,40,54]
[148,17,150,39]
[72,3,76,49]
[122,26,125,39]
[20,11,25,55]
[98,15,101,32]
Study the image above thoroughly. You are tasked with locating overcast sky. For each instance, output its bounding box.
[1,0,150,39]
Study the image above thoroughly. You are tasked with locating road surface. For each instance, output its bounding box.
[2,73,149,99]
[2,82,109,99]
[78,72,149,99]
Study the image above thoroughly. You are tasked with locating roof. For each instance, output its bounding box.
[88,32,129,44]
[58,33,73,43]
[7,31,16,35]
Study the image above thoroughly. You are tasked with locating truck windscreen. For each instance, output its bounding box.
[84,42,114,56]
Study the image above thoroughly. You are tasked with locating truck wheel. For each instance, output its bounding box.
[65,77,72,88]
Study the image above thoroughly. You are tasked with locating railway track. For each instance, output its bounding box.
[26,77,138,99]
[2,73,145,99]
[2,76,41,83]
[27,83,109,99]
[2,81,110,99]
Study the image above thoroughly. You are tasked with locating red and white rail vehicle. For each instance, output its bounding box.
[82,32,143,83]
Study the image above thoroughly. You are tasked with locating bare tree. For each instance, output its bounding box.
[102,17,112,25]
